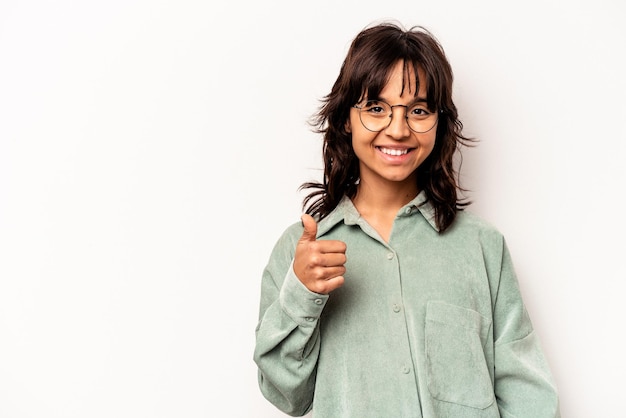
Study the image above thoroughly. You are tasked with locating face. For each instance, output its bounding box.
[346,60,437,190]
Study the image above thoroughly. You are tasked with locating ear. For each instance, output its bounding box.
[344,118,352,133]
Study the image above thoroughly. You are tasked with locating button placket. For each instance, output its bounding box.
[379,244,413,380]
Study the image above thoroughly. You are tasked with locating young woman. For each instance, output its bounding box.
[254,22,560,417]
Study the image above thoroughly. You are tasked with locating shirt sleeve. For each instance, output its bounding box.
[253,228,329,417]
[492,239,561,417]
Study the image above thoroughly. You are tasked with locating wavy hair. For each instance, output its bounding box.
[301,22,473,232]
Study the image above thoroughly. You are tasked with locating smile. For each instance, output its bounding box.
[377,147,411,156]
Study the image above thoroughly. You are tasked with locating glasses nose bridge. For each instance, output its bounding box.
[389,104,409,117]
[386,104,410,129]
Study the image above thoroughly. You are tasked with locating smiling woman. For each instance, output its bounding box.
[253,21,560,418]
[347,61,438,230]
[2,1,625,417]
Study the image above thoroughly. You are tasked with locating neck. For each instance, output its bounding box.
[352,177,419,216]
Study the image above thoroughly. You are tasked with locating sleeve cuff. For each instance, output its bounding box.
[279,263,329,327]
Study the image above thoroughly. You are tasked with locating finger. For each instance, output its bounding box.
[319,252,347,268]
[304,263,346,282]
[316,275,345,294]
[317,240,347,254]
[299,214,318,243]
[324,266,346,280]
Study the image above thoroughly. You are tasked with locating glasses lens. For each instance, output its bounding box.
[406,103,438,133]
[358,100,391,132]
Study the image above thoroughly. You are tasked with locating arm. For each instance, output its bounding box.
[253,228,328,417]
[492,240,560,417]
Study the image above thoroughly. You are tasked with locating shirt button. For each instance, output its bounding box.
[393,304,401,313]
[305,317,315,322]
[401,365,411,374]
[314,298,323,305]
[386,253,394,260]
[405,207,412,215]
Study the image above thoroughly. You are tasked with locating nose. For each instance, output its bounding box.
[384,105,411,140]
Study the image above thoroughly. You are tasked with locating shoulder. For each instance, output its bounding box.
[446,211,516,276]
[453,210,500,232]
[447,210,506,248]
[268,220,304,257]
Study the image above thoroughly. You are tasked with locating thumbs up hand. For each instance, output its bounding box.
[293,214,347,295]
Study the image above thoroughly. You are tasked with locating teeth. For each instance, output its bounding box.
[379,147,409,156]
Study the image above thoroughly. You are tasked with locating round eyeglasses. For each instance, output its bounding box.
[352,99,439,133]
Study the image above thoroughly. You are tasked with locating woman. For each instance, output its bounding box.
[254,21,560,417]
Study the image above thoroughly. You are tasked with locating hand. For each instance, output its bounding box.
[293,214,347,295]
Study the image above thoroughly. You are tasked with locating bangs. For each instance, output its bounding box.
[358,59,437,111]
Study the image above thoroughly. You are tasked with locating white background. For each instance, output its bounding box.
[1,1,625,417]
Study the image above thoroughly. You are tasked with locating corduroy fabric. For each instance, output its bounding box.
[254,192,559,418]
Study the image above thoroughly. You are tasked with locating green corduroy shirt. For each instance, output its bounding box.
[254,192,560,417]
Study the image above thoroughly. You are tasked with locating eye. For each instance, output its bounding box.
[363,101,389,115]
[408,104,432,118]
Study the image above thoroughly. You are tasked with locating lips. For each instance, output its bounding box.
[377,146,412,156]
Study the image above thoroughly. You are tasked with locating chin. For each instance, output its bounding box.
[383,172,417,183]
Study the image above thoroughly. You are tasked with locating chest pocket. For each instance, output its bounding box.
[425,300,495,409]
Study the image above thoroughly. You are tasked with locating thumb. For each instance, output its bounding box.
[299,214,318,242]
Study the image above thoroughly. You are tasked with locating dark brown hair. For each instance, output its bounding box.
[302,22,473,232]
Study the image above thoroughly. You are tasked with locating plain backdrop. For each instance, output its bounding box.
[1,1,625,417]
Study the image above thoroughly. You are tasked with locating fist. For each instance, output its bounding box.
[293,214,347,294]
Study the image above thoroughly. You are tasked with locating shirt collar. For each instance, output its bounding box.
[316,190,440,237]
